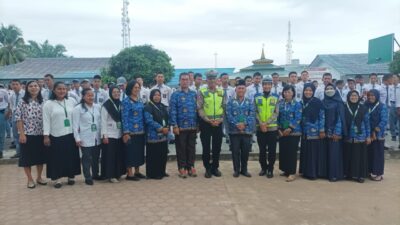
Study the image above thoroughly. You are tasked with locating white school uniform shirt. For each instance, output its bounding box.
[271,83,283,99]
[41,88,52,101]
[364,83,381,92]
[140,87,150,104]
[9,90,25,113]
[150,84,173,107]
[68,91,81,103]
[72,103,101,147]
[92,88,109,105]
[0,88,9,110]
[221,85,235,102]
[315,84,326,100]
[295,81,308,101]
[337,88,346,102]
[342,88,359,102]
[245,83,262,100]
[387,84,398,106]
[120,89,127,101]
[43,98,76,137]
[101,106,122,139]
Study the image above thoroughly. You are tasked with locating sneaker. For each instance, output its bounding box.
[178,169,187,178]
[188,167,197,177]
[109,178,119,183]
[85,180,94,185]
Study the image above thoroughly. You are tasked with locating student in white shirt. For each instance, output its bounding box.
[136,76,150,104]
[101,86,125,183]
[150,72,173,107]
[72,88,102,186]
[43,81,81,188]
[295,70,310,100]
[364,73,382,92]
[335,80,346,102]
[92,75,109,105]
[117,76,128,101]
[271,73,283,99]
[9,79,25,158]
[0,83,9,159]
[315,73,333,100]
[246,72,263,100]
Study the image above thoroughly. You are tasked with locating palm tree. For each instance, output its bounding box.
[26,40,67,58]
[0,24,26,66]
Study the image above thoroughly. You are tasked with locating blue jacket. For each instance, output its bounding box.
[345,112,371,143]
[169,89,198,131]
[226,97,256,135]
[121,97,145,135]
[278,99,302,136]
[144,111,167,143]
[301,104,325,139]
[370,104,388,140]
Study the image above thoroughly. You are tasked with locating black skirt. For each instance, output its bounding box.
[46,133,81,180]
[301,138,324,179]
[326,139,343,180]
[125,134,145,167]
[18,135,46,167]
[279,136,300,175]
[368,140,385,176]
[146,141,168,179]
[102,138,126,179]
[344,142,368,179]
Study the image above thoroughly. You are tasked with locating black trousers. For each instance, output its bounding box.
[175,130,197,169]
[230,134,252,173]
[257,130,278,172]
[200,119,223,170]
[92,145,102,177]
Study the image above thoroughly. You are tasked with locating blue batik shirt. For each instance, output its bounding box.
[278,99,302,136]
[169,88,198,131]
[121,97,145,135]
[226,97,256,135]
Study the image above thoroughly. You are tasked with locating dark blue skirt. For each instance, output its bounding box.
[327,139,344,180]
[301,138,324,179]
[124,134,145,167]
[368,140,385,176]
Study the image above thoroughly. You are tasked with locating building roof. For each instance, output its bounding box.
[0,58,110,80]
[167,68,235,87]
[308,53,390,76]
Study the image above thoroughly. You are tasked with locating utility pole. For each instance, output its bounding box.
[122,0,131,48]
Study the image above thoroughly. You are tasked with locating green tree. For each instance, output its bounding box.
[0,24,26,66]
[389,50,400,74]
[106,45,174,86]
[25,40,67,58]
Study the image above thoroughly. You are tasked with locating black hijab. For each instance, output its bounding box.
[323,83,347,136]
[302,83,323,123]
[365,89,383,130]
[344,90,367,134]
[144,89,169,127]
[103,86,121,122]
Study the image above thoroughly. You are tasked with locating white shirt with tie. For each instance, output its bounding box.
[92,88,109,105]
[246,83,262,100]
[150,84,173,107]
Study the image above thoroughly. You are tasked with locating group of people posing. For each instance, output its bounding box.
[6,69,389,189]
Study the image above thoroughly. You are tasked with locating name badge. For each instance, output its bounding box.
[64,119,71,127]
[91,124,97,132]
[116,122,122,129]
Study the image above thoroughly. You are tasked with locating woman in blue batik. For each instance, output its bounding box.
[278,85,302,182]
[144,89,169,179]
[344,90,371,183]
[300,83,325,180]
[366,89,387,181]
[323,83,347,182]
[121,80,146,181]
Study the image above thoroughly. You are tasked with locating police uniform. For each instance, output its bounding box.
[226,93,255,176]
[197,72,225,177]
[254,81,279,177]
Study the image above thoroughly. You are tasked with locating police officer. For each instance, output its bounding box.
[197,70,225,178]
[226,79,255,177]
[255,77,279,178]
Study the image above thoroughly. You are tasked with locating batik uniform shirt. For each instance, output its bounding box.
[226,97,256,135]
[169,89,198,131]
[121,97,145,135]
[301,101,325,140]
[278,99,302,136]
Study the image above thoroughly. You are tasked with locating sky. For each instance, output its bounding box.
[1,0,399,70]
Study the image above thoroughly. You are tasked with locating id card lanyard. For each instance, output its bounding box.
[346,103,359,133]
[56,99,70,127]
[86,106,97,132]
[110,99,122,129]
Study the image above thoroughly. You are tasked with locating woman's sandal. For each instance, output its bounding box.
[36,179,47,185]
[27,181,36,189]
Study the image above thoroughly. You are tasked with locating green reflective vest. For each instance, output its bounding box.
[200,88,224,119]
[255,95,278,127]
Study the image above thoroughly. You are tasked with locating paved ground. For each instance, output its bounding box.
[0,159,399,225]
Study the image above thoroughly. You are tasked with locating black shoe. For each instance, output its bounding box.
[205,169,212,178]
[233,171,240,177]
[357,178,365,183]
[266,171,274,178]
[258,170,266,176]
[126,175,140,181]
[134,173,146,179]
[85,180,94,185]
[212,169,222,177]
[54,182,62,189]
[93,176,105,181]
[67,179,75,185]
[163,173,170,177]
[241,171,252,177]
[10,153,20,158]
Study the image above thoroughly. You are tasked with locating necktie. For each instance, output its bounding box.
[15,92,19,107]
[373,84,375,90]
[274,85,277,95]
[76,89,79,96]
[94,89,98,104]
[386,86,389,105]
[255,84,259,95]
[223,88,227,98]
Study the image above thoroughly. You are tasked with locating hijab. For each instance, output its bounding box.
[323,83,347,136]
[144,89,168,126]
[103,86,121,122]
[302,83,323,123]
[365,89,383,130]
[344,90,367,134]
